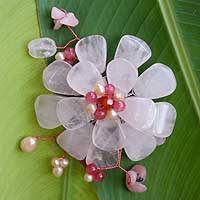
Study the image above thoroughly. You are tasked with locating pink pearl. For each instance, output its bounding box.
[86,164,97,175]
[104,84,115,96]
[64,47,76,61]
[85,91,97,104]
[93,170,104,182]
[113,100,126,112]
[94,108,107,120]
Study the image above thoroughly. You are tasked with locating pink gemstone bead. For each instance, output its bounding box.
[94,108,107,120]
[93,170,104,182]
[113,100,126,112]
[64,47,76,61]
[104,84,115,96]
[85,92,97,104]
[86,164,98,175]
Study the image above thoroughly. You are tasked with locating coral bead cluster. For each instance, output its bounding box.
[85,83,126,120]
[51,157,69,177]
[84,164,104,183]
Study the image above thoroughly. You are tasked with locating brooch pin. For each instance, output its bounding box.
[20,7,177,193]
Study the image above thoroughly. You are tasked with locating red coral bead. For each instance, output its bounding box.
[113,100,126,112]
[93,170,104,182]
[85,91,97,104]
[64,47,76,61]
[94,108,107,120]
[86,164,98,175]
[104,84,115,96]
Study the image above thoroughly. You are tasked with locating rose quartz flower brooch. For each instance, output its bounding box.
[20,7,177,193]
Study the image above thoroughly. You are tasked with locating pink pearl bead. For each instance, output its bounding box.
[64,47,76,61]
[104,84,115,96]
[94,108,107,120]
[85,92,97,104]
[113,100,126,112]
[86,164,97,175]
[93,170,104,182]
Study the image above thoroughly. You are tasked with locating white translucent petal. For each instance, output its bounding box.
[43,61,78,95]
[86,144,118,168]
[114,35,151,68]
[56,97,91,130]
[92,119,125,151]
[134,63,177,99]
[56,124,93,160]
[107,58,138,94]
[35,94,63,129]
[67,61,104,95]
[150,102,177,138]
[28,38,57,58]
[122,123,157,161]
[75,35,107,73]
[119,97,156,131]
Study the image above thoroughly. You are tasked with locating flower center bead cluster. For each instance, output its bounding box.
[85,83,126,120]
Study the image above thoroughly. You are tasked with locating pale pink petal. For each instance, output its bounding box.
[132,165,147,182]
[119,97,156,131]
[128,182,147,193]
[126,170,137,188]
[106,58,138,94]
[121,123,157,161]
[56,124,93,160]
[86,144,118,168]
[75,35,107,73]
[51,7,66,19]
[60,13,79,27]
[67,61,104,95]
[155,137,166,146]
[53,19,63,30]
[92,119,125,151]
[115,35,151,68]
[134,63,177,99]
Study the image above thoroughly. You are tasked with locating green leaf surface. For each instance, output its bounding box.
[37,0,200,199]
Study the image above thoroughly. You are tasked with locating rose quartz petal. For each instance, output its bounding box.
[43,60,78,95]
[115,35,151,68]
[67,61,104,95]
[56,97,92,130]
[86,144,118,168]
[119,97,156,131]
[35,94,63,129]
[126,171,137,188]
[75,35,107,73]
[51,7,66,19]
[150,102,177,138]
[56,124,93,160]
[132,165,147,181]
[92,119,125,151]
[53,19,63,30]
[107,58,138,94]
[122,123,157,161]
[134,63,177,99]
[155,137,166,146]
[60,12,79,27]
[130,182,147,193]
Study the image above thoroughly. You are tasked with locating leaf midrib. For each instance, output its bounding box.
[158,0,200,119]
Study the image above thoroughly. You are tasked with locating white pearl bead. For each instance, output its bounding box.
[84,173,93,182]
[52,167,63,177]
[51,157,60,167]
[94,83,105,96]
[85,104,97,114]
[20,137,37,152]
[55,52,65,61]
[114,91,125,100]
[107,109,118,119]
[59,158,69,168]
